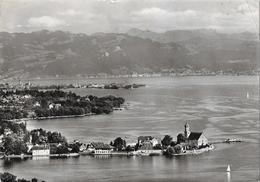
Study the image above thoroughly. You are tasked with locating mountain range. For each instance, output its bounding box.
[0,29,257,79]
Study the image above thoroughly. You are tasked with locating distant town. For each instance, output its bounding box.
[0,81,146,91]
[0,67,258,82]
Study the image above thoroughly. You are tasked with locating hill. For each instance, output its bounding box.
[0,29,257,79]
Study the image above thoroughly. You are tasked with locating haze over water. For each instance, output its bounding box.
[1,76,258,182]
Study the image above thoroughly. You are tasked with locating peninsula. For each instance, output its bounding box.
[0,89,125,121]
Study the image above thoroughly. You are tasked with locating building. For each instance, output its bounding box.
[31,145,50,156]
[187,132,208,148]
[89,142,113,155]
[33,101,41,107]
[137,136,153,145]
[184,123,191,138]
[48,103,61,110]
[183,123,208,149]
[138,136,161,147]
[151,138,161,147]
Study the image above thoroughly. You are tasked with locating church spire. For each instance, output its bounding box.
[184,123,191,138]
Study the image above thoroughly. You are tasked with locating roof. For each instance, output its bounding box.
[31,145,50,150]
[138,136,153,142]
[91,142,113,150]
[188,132,203,140]
[138,142,153,150]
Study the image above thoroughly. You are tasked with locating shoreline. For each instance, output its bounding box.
[3,153,80,159]
[4,113,98,122]
[1,74,257,82]
[173,145,214,156]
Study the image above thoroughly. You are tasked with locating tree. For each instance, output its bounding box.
[177,133,186,144]
[56,144,69,154]
[165,147,174,156]
[32,178,38,182]
[173,144,183,154]
[47,131,66,144]
[113,137,126,151]
[0,172,17,182]
[161,135,173,147]
[125,145,135,152]
[170,141,177,147]
[153,144,162,150]
[3,136,27,155]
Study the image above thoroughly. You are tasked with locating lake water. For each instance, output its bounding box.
[1,76,259,182]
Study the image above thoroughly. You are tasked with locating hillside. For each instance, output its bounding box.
[127,28,257,72]
[0,29,257,79]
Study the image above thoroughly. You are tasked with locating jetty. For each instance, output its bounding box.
[210,138,243,144]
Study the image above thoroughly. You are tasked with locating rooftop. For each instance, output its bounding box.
[188,132,203,140]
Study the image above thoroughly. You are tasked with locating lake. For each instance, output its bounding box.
[0,76,259,182]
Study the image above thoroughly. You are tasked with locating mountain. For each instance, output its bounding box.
[127,28,257,72]
[0,29,257,79]
[127,28,257,43]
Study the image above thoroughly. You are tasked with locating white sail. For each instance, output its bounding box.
[246,92,250,99]
[226,165,231,172]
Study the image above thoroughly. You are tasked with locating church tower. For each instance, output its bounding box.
[184,123,191,138]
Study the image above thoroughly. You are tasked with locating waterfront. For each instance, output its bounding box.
[0,76,259,182]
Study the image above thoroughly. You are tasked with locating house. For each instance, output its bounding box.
[126,142,136,148]
[48,103,54,110]
[33,101,41,107]
[26,143,34,153]
[31,145,50,156]
[136,142,163,156]
[89,142,113,155]
[138,142,153,150]
[54,103,62,109]
[137,136,153,145]
[138,136,161,147]
[151,138,161,147]
[3,128,12,136]
[48,103,61,110]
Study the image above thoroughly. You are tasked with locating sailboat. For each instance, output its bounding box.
[226,165,231,172]
[246,92,250,99]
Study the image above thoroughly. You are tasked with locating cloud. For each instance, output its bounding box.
[58,9,83,16]
[28,16,66,28]
[135,7,197,17]
[2,0,258,33]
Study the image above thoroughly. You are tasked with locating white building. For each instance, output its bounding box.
[31,145,50,156]
[151,138,161,147]
[89,142,113,155]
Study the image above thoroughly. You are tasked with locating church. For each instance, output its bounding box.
[183,123,208,149]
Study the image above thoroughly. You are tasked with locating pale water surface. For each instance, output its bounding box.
[0,76,259,182]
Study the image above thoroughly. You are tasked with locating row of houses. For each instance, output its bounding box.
[27,123,209,156]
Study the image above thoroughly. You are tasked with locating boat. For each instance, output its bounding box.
[226,165,231,172]
[246,92,250,99]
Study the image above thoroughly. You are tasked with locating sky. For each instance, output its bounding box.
[0,0,258,34]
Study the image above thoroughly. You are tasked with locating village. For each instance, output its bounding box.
[0,122,214,159]
[0,88,243,160]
